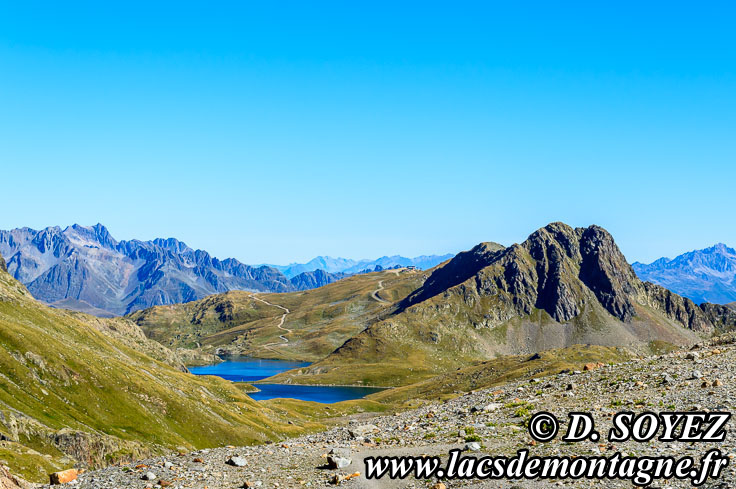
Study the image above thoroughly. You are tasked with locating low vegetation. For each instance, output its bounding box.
[0,267,320,482]
[130,269,424,362]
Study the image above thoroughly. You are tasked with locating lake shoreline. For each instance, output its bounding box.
[189,356,385,402]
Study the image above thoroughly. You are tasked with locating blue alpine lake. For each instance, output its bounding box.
[189,357,384,403]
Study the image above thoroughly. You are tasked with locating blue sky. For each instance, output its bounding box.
[1,2,734,264]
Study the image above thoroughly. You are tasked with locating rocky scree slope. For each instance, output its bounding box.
[0,224,345,316]
[61,336,736,489]
[0,254,315,483]
[274,223,736,386]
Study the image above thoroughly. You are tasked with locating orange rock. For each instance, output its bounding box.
[432,483,446,489]
[50,469,79,485]
[193,458,204,463]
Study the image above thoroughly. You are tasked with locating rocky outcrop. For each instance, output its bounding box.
[400,222,736,334]
[0,465,30,489]
[401,242,505,310]
[640,282,736,333]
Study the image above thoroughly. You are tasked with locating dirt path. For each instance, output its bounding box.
[370,280,390,304]
[370,269,402,304]
[249,294,292,352]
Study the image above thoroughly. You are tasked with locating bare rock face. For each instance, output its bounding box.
[0,253,6,273]
[398,222,736,334]
[49,468,80,485]
[577,225,640,322]
[0,465,30,489]
[401,241,505,310]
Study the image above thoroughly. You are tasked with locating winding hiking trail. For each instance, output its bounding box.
[249,294,292,353]
[370,280,389,304]
[370,269,402,304]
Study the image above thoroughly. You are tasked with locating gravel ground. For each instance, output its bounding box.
[54,339,736,489]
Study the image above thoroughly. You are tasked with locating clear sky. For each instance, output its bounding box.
[1,2,734,265]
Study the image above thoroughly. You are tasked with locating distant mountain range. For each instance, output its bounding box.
[268,254,453,278]
[632,243,736,305]
[0,224,451,316]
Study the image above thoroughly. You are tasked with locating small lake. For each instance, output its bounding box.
[189,357,384,403]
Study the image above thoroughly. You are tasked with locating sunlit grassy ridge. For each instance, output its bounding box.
[130,269,425,362]
[0,266,319,482]
[367,344,632,404]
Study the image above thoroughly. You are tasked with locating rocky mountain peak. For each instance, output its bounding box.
[400,241,504,309]
[151,237,194,255]
[63,223,118,249]
[403,223,646,324]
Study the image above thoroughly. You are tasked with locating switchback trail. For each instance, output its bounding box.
[249,294,292,352]
[370,280,389,304]
[370,269,402,304]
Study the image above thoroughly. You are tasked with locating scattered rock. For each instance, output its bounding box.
[141,472,157,481]
[326,453,351,470]
[464,442,481,451]
[227,456,247,467]
[348,424,378,438]
[50,469,80,485]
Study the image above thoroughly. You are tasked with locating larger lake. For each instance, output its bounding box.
[189,357,384,403]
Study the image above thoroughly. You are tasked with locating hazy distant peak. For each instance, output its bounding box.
[633,243,736,304]
[270,253,455,278]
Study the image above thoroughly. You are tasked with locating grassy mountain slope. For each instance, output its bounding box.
[130,268,425,362]
[271,223,736,387]
[0,257,315,482]
[368,344,633,405]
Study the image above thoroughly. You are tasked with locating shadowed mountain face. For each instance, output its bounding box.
[275,223,736,387]
[400,223,736,331]
[0,224,297,316]
[633,244,736,305]
[288,269,349,290]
